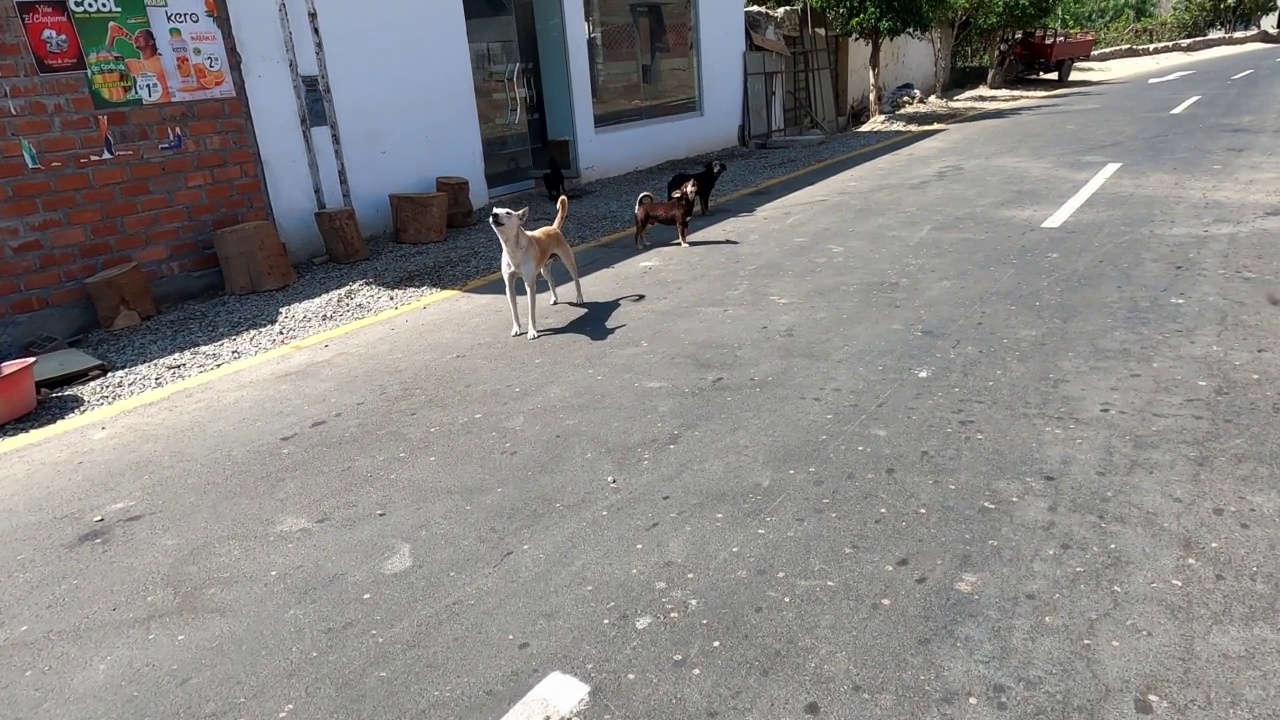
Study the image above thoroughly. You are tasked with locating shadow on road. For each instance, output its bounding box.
[540,294,646,342]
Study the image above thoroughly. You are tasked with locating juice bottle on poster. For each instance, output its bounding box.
[169,27,199,91]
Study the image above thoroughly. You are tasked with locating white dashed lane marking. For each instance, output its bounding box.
[1230,69,1254,79]
[1170,96,1201,114]
[501,672,591,720]
[1041,163,1124,229]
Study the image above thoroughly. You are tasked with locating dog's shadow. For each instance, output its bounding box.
[644,237,740,249]
[542,294,646,341]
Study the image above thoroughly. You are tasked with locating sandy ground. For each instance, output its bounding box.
[858,41,1272,132]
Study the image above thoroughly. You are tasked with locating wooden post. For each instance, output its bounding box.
[389,192,448,244]
[435,176,476,228]
[314,207,370,263]
[212,220,297,295]
[83,262,158,331]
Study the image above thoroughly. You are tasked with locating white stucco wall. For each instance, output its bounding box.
[226,0,486,260]
[225,0,742,257]
[843,34,938,108]
[562,1,746,181]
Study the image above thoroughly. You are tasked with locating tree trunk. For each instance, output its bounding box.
[932,25,955,94]
[213,220,298,295]
[314,207,370,264]
[389,192,448,244]
[84,262,157,330]
[868,34,883,118]
[435,176,477,228]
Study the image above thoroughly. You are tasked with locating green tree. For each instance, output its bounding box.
[802,0,945,116]
[1175,0,1273,33]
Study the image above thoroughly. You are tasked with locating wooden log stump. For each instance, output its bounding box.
[389,192,448,244]
[212,220,297,295]
[314,207,370,263]
[435,176,476,228]
[84,262,158,331]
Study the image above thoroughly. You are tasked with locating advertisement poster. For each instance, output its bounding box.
[68,0,235,109]
[15,1,88,75]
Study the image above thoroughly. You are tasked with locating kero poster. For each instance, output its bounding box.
[14,1,88,75]
[66,0,235,109]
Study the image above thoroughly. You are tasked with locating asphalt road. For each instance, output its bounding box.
[4,47,1280,720]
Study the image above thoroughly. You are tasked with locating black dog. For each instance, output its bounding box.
[666,160,726,216]
[542,156,566,201]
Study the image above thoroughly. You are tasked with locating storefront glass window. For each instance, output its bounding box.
[583,0,700,127]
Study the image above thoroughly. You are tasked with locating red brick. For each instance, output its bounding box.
[103,201,139,219]
[81,186,118,204]
[173,189,203,205]
[185,171,213,187]
[7,237,44,254]
[162,156,197,173]
[47,227,87,247]
[138,195,171,212]
[0,62,20,79]
[233,179,261,195]
[0,141,21,158]
[228,150,257,164]
[244,208,269,222]
[116,182,151,198]
[8,295,49,315]
[1,199,39,219]
[204,184,233,200]
[213,166,243,182]
[219,119,247,134]
[60,114,95,131]
[147,226,180,245]
[78,242,112,259]
[67,207,103,225]
[25,215,63,233]
[123,213,158,232]
[133,245,171,263]
[13,117,53,135]
[53,173,92,192]
[48,286,88,305]
[190,202,222,219]
[211,215,242,231]
[0,259,37,278]
[0,280,18,296]
[0,162,29,180]
[36,250,74,269]
[22,270,61,291]
[188,120,219,135]
[111,235,147,251]
[130,162,165,179]
[189,253,220,272]
[11,179,53,197]
[39,135,80,153]
[197,102,226,118]
[156,208,189,225]
[40,193,78,212]
[197,153,228,169]
[92,166,129,185]
[171,241,201,256]
[68,96,96,112]
[60,262,100,283]
[0,223,21,240]
[131,107,163,123]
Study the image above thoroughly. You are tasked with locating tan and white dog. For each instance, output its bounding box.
[488,195,583,340]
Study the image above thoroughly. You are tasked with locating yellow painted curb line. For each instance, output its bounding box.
[0,89,1063,456]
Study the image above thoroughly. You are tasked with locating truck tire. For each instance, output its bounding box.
[1058,59,1074,83]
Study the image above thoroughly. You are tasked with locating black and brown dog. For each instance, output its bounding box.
[666,160,726,216]
[634,179,697,250]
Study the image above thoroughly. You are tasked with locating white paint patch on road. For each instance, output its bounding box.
[379,542,414,575]
[1230,69,1254,79]
[1147,70,1195,84]
[1040,163,1123,229]
[501,672,591,720]
[1169,96,1201,114]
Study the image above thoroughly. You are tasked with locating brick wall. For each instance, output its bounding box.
[0,1,269,355]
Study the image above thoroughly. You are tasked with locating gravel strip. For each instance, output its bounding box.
[2,128,907,438]
[857,81,1068,132]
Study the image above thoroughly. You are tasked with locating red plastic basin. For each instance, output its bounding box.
[0,357,38,425]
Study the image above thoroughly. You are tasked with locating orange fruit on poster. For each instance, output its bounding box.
[204,0,218,18]
[199,75,218,89]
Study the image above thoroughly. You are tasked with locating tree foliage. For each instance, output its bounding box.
[803,0,944,116]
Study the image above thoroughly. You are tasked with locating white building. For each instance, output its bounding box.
[225,0,745,259]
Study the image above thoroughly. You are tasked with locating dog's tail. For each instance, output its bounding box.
[552,194,569,230]
[635,192,656,214]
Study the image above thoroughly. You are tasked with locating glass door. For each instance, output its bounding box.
[465,0,538,195]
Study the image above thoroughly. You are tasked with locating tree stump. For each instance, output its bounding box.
[212,220,297,295]
[435,176,476,228]
[314,207,369,263]
[389,192,448,244]
[83,262,158,331]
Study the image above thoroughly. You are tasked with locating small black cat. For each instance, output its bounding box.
[542,156,566,201]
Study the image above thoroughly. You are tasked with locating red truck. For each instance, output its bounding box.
[988,28,1097,87]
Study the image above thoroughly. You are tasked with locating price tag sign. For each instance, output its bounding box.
[202,53,223,73]
[135,72,163,103]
